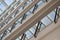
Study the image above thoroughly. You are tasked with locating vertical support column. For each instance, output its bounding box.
[14,10,19,17]
[54,7,59,23]
[32,3,38,13]
[0,30,7,40]
[34,21,42,37]
[46,0,48,2]
[10,22,16,32]
[21,14,26,24]
[20,33,26,40]
[22,2,27,9]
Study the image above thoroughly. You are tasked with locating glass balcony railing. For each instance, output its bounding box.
[0,0,16,16]
[0,0,60,40]
[15,6,60,40]
[0,0,34,39]
[0,0,34,29]
[0,0,48,40]
[0,0,25,28]
[0,0,20,22]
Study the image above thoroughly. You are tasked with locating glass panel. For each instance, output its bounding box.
[26,11,31,17]
[48,11,55,21]
[4,0,14,5]
[41,16,51,26]
[19,36,21,39]
[29,27,35,34]
[0,2,6,15]
[0,2,6,11]
[16,38,19,40]
[37,1,44,7]
[19,7,23,12]
[19,0,24,2]
[40,24,46,31]
[25,31,33,39]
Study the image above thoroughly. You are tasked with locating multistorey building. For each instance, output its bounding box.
[0,0,60,40]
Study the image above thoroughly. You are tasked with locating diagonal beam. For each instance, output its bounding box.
[3,0,60,40]
[0,0,38,34]
[0,0,24,26]
[30,16,60,40]
[0,0,17,21]
[0,0,28,34]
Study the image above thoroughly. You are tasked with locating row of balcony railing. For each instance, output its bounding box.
[0,0,60,40]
